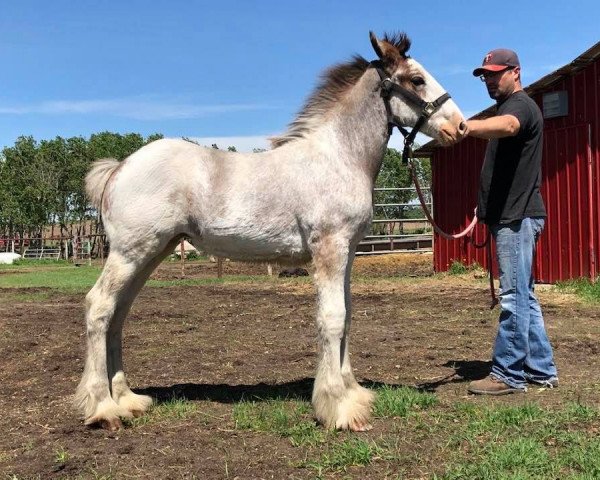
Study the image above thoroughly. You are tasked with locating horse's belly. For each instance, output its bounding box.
[192,230,310,264]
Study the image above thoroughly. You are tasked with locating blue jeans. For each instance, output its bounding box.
[489,218,558,389]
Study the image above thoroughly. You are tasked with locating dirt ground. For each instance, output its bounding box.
[1,253,599,479]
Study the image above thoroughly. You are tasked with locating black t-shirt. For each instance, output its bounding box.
[477,90,546,225]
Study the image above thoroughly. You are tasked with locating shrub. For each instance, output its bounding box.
[448,260,468,275]
[186,250,201,260]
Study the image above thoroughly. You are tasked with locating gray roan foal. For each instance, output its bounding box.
[76,32,466,431]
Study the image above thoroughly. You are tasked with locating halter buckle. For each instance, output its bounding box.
[423,102,436,117]
[380,78,393,95]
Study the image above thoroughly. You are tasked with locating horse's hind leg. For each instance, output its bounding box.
[75,236,178,430]
[311,236,373,431]
[107,238,182,417]
[74,251,142,429]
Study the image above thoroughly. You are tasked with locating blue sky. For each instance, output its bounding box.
[1,1,599,152]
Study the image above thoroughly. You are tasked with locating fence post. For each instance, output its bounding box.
[87,236,92,266]
[180,239,185,277]
[100,235,105,266]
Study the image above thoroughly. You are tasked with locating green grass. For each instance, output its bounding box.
[437,401,600,479]
[233,398,324,447]
[230,393,600,476]
[0,258,71,269]
[440,437,555,479]
[0,290,53,304]
[127,397,199,427]
[53,445,70,464]
[0,264,276,292]
[373,385,438,418]
[0,266,102,291]
[304,438,386,472]
[556,278,600,303]
[448,260,468,275]
[231,387,437,473]
[439,434,600,479]
[446,260,485,277]
[148,274,274,288]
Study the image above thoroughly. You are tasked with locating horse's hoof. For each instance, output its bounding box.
[100,417,123,431]
[350,420,373,432]
[85,415,124,431]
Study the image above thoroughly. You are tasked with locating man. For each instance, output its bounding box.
[464,48,558,395]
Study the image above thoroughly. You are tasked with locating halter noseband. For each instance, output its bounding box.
[372,62,451,164]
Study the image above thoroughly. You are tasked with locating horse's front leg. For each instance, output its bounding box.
[311,237,374,431]
[341,249,375,422]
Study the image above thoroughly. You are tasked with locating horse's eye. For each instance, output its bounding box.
[411,77,425,87]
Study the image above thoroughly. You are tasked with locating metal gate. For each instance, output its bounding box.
[357,186,433,255]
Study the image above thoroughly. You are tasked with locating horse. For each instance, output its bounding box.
[75,31,466,432]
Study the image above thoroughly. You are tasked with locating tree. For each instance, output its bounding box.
[0,132,164,241]
[88,132,151,161]
[0,136,49,239]
[66,136,95,231]
[373,147,431,234]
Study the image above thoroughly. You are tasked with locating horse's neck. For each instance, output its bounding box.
[328,68,390,181]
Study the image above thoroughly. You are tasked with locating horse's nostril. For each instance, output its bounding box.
[459,121,466,132]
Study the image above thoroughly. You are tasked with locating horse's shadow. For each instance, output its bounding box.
[137,378,315,404]
[137,359,491,404]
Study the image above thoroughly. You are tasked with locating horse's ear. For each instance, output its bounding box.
[369,31,402,67]
[369,31,384,58]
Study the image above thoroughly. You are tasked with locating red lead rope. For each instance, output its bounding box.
[407,160,499,309]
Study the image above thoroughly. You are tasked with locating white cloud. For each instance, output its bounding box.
[187,132,436,154]
[190,135,272,152]
[0,97,275,120]
[189,132,435,153]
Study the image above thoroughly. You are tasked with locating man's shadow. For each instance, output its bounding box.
[416,359,492,391]
[137,360,491,404]
[444,359,492,381]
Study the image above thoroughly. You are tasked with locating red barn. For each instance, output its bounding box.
[417,41,600,283]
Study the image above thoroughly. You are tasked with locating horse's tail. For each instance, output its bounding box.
[85,158,121,212]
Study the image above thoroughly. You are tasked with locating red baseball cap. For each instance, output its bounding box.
[473,48,520,76]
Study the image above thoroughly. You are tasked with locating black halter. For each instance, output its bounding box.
[372,62,451,164]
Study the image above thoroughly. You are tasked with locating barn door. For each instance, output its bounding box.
[536,124,594,283]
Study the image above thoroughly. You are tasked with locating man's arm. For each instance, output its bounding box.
[465,114,520,139]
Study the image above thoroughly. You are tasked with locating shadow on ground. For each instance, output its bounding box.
[138,362,491,405]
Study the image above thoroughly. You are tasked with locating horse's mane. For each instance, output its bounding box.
[270,33,411,149]
[270,55,371,148]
